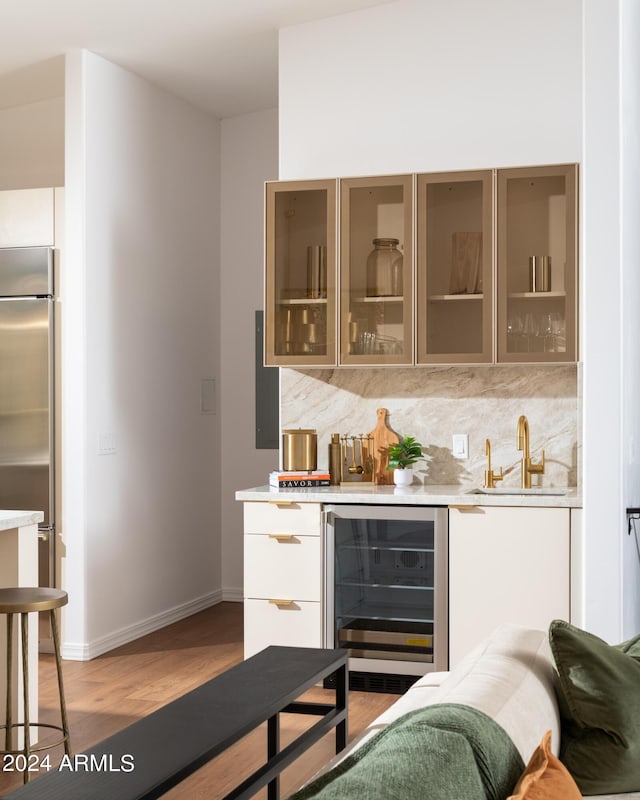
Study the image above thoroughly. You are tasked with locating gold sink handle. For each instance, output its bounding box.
[483,438,504,489]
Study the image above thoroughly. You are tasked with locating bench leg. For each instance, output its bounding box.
[335,663,347,754]
[267,713,279,800]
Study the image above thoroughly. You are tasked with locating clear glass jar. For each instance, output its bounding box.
[366,238,403,297]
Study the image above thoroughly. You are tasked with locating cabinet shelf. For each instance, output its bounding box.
[337,543,434,554]
[277,297,328,306]
[338,578,434,591]
[338,601,434,625]
[352,295,404,304]
[428,293,484,302]
[508,291,566,300]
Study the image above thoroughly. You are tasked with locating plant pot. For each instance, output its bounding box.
[393,467,413,486]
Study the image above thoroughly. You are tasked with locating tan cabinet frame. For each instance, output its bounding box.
[264,179,338,367]
[416,170,494,364]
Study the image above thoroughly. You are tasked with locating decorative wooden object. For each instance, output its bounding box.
[368,407,399,485]
[450,231,483,294]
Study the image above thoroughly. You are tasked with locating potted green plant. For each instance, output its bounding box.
[387,436,424,486]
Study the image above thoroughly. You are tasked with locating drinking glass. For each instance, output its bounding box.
[550,313,566,353]
[541,313,556,353]
[507,313,523,352]
[523,312,539,352]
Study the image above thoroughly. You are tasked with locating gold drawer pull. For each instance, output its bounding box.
[268,599,295,606]
[267,500,295,507]
[268,534,296,542]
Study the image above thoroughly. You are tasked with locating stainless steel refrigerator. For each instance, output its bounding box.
[0,247,55,592]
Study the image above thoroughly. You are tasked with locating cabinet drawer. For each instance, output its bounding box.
[244,599,322,659]
[244,533,321,601]
[243,501,322,536]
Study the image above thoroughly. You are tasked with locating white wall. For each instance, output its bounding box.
[279,0,581,179]
[621,0,640,636]
[581,1,623,640]
[220,109,279,598]
[63,51,222,658]
[581,0,640,641]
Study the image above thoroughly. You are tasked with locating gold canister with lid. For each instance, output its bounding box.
[282,429,318,471]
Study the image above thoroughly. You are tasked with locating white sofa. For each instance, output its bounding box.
[311,624,640,799]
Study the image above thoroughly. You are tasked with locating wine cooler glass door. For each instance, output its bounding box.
[325,505,448,675]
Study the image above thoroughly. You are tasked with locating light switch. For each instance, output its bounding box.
[452,434,469,459]
[201,378,216,415]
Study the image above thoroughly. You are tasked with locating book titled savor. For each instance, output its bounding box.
[269,470,331,488]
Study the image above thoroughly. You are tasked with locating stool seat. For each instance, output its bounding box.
[0,588,68,615]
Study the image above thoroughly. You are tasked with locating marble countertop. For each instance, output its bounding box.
[236,484,582,508]
[0,510,44,532]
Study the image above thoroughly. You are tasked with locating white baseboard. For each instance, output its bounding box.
[61,590,223,661]
[221,586,243,602]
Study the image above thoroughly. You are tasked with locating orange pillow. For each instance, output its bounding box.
[507,730,581,799]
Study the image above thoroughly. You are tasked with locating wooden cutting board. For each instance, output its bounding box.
[368,407,399,485]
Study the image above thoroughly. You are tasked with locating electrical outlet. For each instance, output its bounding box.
[452,434,469,459]
[98,433,117,455]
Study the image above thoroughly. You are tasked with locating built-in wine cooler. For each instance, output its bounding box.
[325,505,448,689]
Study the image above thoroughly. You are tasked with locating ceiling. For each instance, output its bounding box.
[0,0,394,118]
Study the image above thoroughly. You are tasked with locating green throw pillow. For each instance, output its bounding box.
[614,631,640,661]
[287,704,524,800]
[549,619,640,795]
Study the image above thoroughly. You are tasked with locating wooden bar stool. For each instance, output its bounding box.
[0,587,71,782]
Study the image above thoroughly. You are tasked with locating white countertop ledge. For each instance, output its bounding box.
[0,510,44,532]
[236,484,581,508]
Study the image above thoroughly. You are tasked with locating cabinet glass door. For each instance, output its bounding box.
[265,179,337,366]
[340,175,413,365]
[497,164,578,363]
[416,171,493,363]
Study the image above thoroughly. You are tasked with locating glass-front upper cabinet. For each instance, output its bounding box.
[264,179,337,366]
[416,171,493,364]
[497,164,578,363]
[339,175,413,365]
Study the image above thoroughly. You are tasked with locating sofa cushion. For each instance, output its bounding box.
[506,730,581,799]
[287,703,524,800]
[416,624,560,763]
[549,619,640,795]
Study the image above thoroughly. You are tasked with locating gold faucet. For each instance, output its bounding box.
[516,415,545,488]
[483,438,503,489]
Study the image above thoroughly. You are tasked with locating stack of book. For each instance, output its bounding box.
[269,470,331,488]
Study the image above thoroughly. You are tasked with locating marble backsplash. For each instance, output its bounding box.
[280,365,580,490]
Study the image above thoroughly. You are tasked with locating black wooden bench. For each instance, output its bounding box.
[2,646,348,800]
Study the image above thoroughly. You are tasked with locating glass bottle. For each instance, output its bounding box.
[366,238,403,297]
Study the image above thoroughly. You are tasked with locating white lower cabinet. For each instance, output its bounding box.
[243,501,323,659]
[242,500,573,666]
[448,505,570,666]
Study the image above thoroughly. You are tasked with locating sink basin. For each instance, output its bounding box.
[468,487,567,496]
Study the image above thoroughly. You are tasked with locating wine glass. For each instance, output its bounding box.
[541,313,556,353]
[523,312,539,352]
[507,313,523,352]
[550,313,566,352]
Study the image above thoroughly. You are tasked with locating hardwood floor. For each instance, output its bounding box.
[0,603,398,798]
